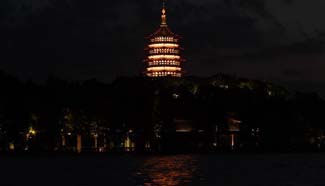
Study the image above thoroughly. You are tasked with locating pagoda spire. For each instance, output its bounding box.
[161,0,167,27]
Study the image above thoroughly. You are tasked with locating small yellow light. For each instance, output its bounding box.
[9,143,15,151]
[29,127,36,135]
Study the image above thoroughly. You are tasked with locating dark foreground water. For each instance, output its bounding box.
[1,154,325,186]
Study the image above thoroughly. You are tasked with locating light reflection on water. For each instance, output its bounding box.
[135,155,201,186]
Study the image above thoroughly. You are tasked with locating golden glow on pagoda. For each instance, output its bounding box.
[147,66,182,71]
[144,1,185,78]
[149,43,179,48]
[148,55,180,60]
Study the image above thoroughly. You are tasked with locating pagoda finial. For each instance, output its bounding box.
[161,0,167,26]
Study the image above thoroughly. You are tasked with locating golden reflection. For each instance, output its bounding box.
[137,155,198,186]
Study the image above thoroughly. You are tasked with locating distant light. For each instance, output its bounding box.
[231,134,235,148]
[77,134,82,153]
[145,142,151,149]
[67,132,72,136]
[29,127,36,135]
[9,143,15,151]
[173,93,179,99]
[219,85,229,89]
[176,129,191,133]
[232,119,242,124]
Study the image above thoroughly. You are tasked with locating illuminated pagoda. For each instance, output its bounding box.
[144,1,185,77]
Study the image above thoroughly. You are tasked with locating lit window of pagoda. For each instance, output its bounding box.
[144,1,185,78]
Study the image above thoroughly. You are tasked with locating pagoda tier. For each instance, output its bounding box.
[144,3,185,78]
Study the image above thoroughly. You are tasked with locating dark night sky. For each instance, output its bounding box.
[0,0,324,97]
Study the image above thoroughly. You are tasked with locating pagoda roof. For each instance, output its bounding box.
[147,26,180,39]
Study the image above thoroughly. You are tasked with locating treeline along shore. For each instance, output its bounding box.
[0,70,324,154]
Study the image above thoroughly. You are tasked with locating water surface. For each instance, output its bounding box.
[1,154,325,186]
[135,155,203,186]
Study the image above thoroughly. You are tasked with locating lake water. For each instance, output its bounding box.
[1,154,325,186]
